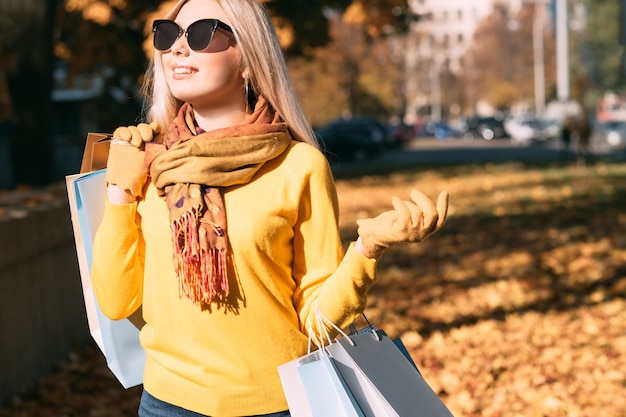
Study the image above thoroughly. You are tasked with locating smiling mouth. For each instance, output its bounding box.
[173,67,196,75]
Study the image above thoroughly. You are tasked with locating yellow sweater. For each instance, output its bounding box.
[91,141,377,416]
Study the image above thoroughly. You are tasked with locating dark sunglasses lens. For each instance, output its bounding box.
[187,20,217,51]
[154,21,180,50]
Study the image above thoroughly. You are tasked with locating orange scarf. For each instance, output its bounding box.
[146,98,292,305]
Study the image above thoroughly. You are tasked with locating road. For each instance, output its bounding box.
[330,137,626,179]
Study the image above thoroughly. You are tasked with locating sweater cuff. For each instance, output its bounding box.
[344,241,377,283]
[102,198,138,230]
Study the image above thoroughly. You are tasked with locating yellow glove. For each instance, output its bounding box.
[356,189,449,259]
[105,122,160,198]
[111,122,160,147]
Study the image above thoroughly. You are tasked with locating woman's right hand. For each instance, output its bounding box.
[105,122,160,201]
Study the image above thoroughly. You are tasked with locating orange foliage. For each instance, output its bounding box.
[64,0,128,25]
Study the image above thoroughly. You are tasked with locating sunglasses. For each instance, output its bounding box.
[152,19,235,52]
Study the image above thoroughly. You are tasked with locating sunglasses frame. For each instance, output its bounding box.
[152,18,235,51]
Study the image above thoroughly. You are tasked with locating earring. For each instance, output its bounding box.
[244,79,250,113]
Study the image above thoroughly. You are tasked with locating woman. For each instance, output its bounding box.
[92,0,449,416]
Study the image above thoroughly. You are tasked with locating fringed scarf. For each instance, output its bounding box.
[145,97,292,305]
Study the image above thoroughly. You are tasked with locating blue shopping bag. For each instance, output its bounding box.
[66,169,145,388]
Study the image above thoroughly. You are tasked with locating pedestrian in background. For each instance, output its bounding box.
[91,0,449,416]
[576,115,591,168]
[561,116,573,152]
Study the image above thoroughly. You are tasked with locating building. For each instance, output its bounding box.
[404,0,550,123]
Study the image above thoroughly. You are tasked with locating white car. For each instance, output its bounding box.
[591,121,626,152]
[505,117,560,145]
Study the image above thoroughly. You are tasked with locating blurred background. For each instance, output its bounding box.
[2,0,626,189]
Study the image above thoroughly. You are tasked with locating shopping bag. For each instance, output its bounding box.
[327,328,454,417]
[278,350,317,417]
[299,351,365,417]
[278,348,365,417]
[278,308,365,417]
[80,132,111,173]
[76,132,145,329]
[66,170,145,388]
[349,318,418,372]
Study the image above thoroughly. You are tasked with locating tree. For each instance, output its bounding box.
[55,0,167,128]
[344,0,411,34]
[1,0,56,187]
[0,0,410,188]
[569,0,626,112]
[463,2,557,113]
[288,8,405,126]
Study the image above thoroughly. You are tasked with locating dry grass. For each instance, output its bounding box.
[2,160,626,416]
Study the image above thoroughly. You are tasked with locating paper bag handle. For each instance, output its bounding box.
[312,302,382,349]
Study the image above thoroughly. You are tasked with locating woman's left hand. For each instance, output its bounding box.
[355,189,449,259]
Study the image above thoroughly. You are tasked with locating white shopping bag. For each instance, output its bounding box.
[278,348,365,417]
[278,306,366,417]
[66,169,145,388]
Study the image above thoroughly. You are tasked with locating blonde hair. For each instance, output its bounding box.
[141,0,318,147]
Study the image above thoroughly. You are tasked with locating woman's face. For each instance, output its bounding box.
[161,0,243,110]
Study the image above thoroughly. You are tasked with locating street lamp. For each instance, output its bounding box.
[533,0,546,115]
[556,0,569,101]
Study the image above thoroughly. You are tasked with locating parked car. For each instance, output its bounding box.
[458,115,509,141]
[386,122,415,149]
[316,116,387,161]
[417,121,460,140]
[505,116,560,146]
[590,120,626,152]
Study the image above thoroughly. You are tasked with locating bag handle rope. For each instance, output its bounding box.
[309,301,382,351]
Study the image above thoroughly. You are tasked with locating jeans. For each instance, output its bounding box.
[138,390,291,417]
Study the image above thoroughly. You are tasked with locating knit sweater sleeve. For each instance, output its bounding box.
[289,146,378,333]
[313,242,377,329]
[91,199,144,320]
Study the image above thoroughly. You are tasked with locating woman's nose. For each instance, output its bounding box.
[170,35,190,55]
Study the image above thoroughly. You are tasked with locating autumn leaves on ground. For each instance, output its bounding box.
[2,160,626,417]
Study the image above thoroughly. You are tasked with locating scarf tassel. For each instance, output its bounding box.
[171,210,229,304]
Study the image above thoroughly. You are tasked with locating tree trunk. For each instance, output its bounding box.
[2,0,55,188]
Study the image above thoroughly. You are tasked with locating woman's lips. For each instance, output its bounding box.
[171,65,197,80]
